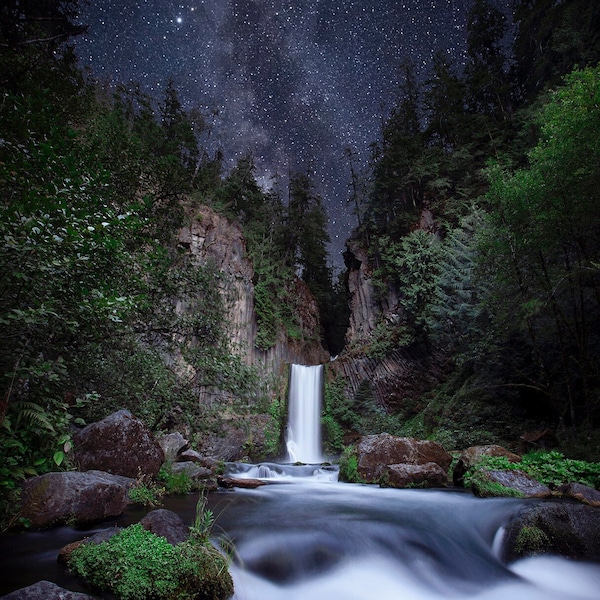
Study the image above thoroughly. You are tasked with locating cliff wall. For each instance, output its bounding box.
[177,205,329,377]
[331,235,444,416]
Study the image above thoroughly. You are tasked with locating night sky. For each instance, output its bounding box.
[76,0,472,267]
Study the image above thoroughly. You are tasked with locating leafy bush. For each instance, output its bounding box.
[338,446,364,483]
[464,450,600,490]
[158,465,194,495]
[68,523,233,600]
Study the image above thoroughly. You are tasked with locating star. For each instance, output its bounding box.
[76,0,473,267]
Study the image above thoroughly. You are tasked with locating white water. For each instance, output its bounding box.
[286,364,324,463]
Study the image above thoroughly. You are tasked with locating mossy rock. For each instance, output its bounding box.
[68,523,233,600]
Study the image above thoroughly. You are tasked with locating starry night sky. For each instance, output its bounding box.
[76,0,472,266]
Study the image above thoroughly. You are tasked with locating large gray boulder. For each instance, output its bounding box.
[471,469,552,498]
[503,501,600,561]
[0,581,95,599]
[355,433,452,483]
[19,470,134,529]
[74,410,164,477]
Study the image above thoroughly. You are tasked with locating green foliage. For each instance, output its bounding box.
[158,465,194,495]
[468,471,526,498]
[321,375,359,454]
[338,446,364,484]
[464,451,600,490]
[128,477,165,507]
[190,493,214,544]
[68,523,233,600]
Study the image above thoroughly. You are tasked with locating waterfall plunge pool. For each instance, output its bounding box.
[2,470,600,599]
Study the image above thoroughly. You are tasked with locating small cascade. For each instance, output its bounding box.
[286,364,324,464]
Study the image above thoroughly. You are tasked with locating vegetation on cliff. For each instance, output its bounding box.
[0,0,341,493]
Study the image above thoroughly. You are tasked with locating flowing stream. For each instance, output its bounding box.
[2,365,600,598]
[2,470,600,599]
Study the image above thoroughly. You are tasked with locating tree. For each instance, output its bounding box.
[464,0,512,120]
[512,0,600,104]
[482,66,600,428]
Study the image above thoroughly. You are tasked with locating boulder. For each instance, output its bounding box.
[74,410,164,478]
[453,445,521,486]
[503,501,600,561]
[386,462,449,488]
[355,434,452,483]
[0,581,96,599]
[554,482,600,507]
[20,471,134,529]
[178,448,210,465]
[519,428,559,452]
[471,469,552,498]
[140,509,190,545]
[171,461,214,480]
[158,432,189,463]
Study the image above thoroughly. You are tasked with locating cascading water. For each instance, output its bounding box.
[286,364,324,464]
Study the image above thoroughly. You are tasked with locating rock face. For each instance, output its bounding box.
[330,238,445,415]
[453,445,521,486]
[0,581,96,600]
[355,433,452,484]
[503,502,600,561]
[19,471,133,529]
[178,205,329,371]
[74,410,164,478]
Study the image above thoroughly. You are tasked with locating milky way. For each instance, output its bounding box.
[76,0,471,266]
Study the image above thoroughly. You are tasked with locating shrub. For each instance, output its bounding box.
[464,450,600,490]
[338,446,364,483]
[68,523,233,600]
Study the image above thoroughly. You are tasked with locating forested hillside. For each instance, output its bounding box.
[329,0,600,457]
[0,0,343,494]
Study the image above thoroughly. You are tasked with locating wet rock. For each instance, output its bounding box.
[74,410,164,478]
[217,476,269,489]
[158,432,189,462]
[471,470,552,498]
[355,433,452,483]
[453,445,521,486]
[386,462,449,488]
[140,509,189,545]
[177,448,210,465]
[554,482,600,507]
[503,501,600,561]
[171,461,213,480]
[19,471,134,529]
[0,581,95,599]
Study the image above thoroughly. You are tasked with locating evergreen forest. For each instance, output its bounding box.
[1,0,600,504]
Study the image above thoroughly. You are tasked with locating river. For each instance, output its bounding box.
[2,463,600,599]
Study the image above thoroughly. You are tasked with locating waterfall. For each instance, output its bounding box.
[286,364,324,464]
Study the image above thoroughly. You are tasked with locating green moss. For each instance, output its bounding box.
[514,525,551,556]
[469,471,525,498]
[69,523,233,600]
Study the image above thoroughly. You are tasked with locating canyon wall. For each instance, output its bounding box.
[330,235,444,416]
[177,205,329,377]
